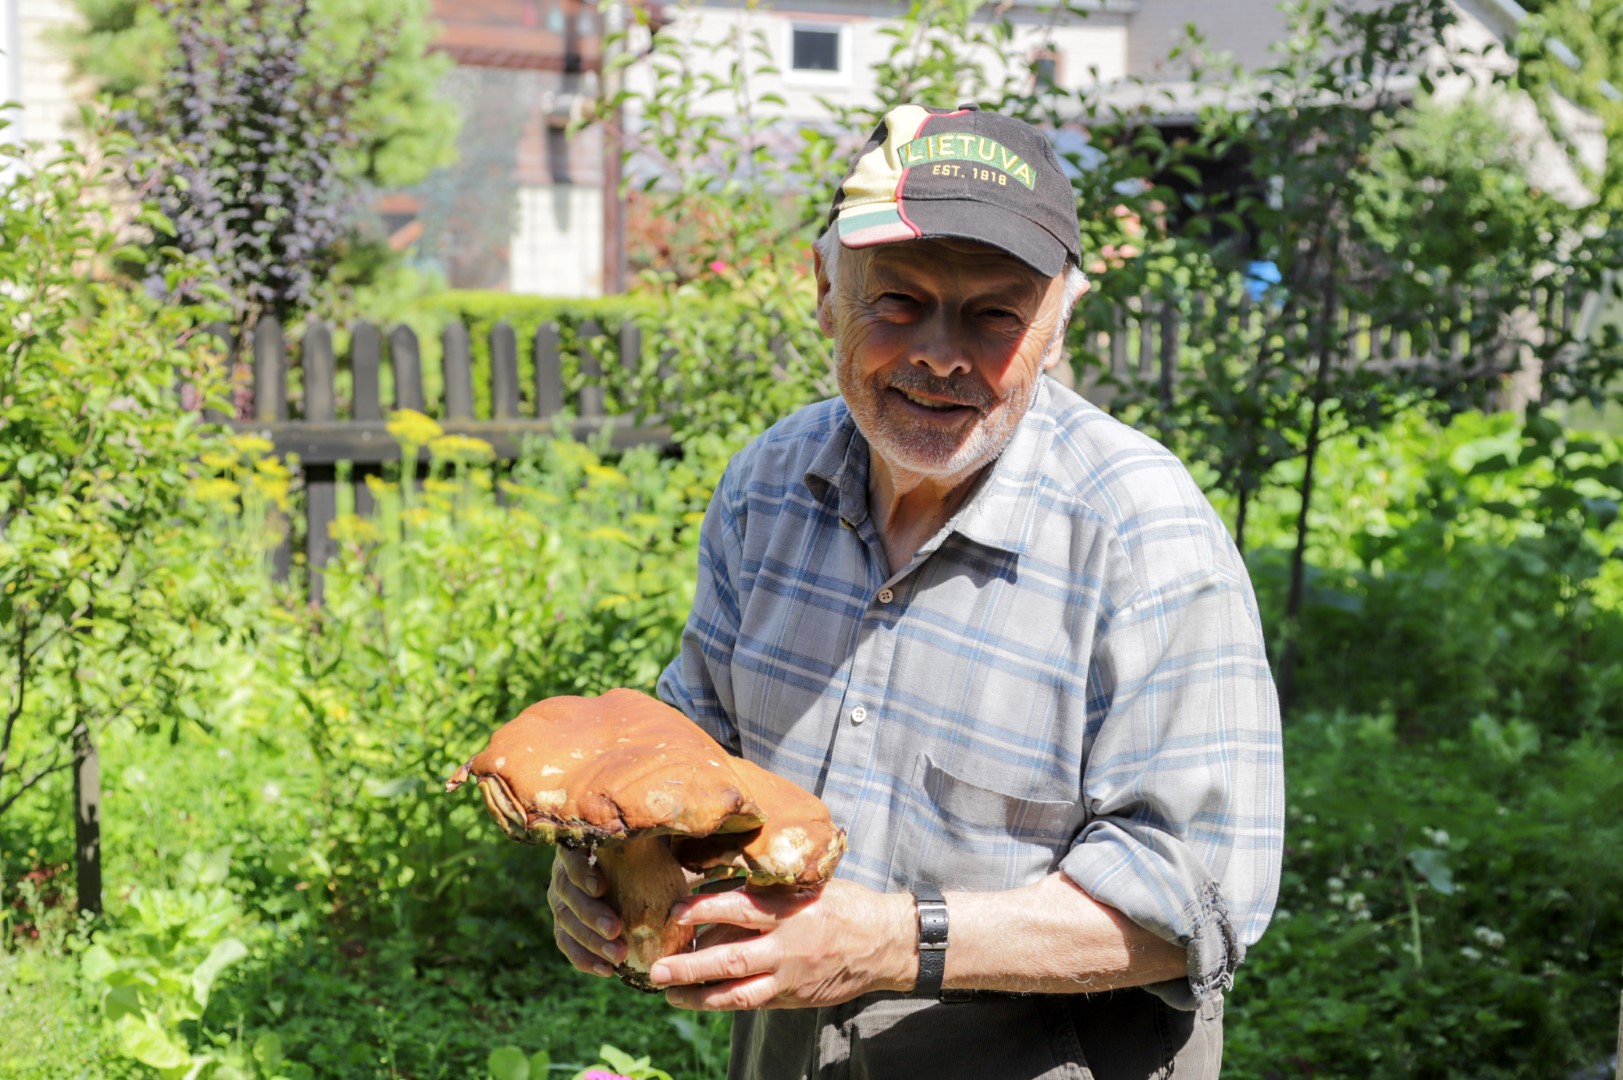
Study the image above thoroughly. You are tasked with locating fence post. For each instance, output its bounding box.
[303,318,338,607]
[1159,301,1179,410]
[491,322,520,420]
[391,326,425,413]
[578,319,606,417]
[619,321,642,380]
[201,321,236,424]
[352,322,383,518]
[254,317,287,424]
[443,321,474,420]
[1136,299,1155,387]
[253,318,291,581]
[535,323,565,418]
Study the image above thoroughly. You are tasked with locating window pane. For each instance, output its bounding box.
[792,27,840,72]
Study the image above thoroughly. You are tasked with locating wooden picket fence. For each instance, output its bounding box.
[218,282,1579,602]
[210,315,669,604]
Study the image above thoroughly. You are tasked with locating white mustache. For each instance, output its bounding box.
[881,371,995,413]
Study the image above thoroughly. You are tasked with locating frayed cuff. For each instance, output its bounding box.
[1184,880,1239,1005]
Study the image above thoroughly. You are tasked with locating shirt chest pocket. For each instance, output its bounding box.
[887,754,1079,893]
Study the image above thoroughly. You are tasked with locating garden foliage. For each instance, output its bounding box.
[0,118,245,909]
[4,0,1623,1076]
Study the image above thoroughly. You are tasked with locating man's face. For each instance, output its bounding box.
[818,238,1072,486]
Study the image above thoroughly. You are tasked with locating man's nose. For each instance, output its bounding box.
[909,311,972,377]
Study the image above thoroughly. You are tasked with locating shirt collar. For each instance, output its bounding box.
[803,379,1060,557]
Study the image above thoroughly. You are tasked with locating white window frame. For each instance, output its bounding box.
[784,22,849,87]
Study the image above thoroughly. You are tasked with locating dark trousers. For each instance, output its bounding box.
[728,988,1224,1079]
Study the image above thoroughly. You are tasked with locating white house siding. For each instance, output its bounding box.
[511,183,605,296]
[11,0,84,149]
[1125,0,1291,79]
[1433,0,1605,206]
[624,1,1130,121]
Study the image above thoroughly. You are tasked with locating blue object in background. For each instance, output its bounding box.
[1245,259,1282,301]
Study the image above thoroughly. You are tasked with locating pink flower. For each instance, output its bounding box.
[580,1072,633,1080]
[707,259,730,274]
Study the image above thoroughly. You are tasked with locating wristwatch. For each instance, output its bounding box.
[913,884,950,998]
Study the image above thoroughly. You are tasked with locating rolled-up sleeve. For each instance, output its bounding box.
[1059,566,1284,1009]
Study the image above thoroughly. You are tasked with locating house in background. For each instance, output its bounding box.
[1,0,85,153]
[3,0,1609,297]
[410,0,615,296]
[0,0,622,296]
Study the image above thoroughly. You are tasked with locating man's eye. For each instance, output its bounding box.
[879,293,915,304]
[982,308,1019,321]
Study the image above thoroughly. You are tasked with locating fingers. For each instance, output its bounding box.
[653,935,784,1011]
[665,972,782,1012]
[547,848,626,976]
[555,844,603,894]
[653,880,912,1011]
[670,885,815,931]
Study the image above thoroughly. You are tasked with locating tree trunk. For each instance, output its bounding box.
[1233,487,1250,556]
[72,723,102,918]
[1276,239,1341,718]
[1275,402,1325,717]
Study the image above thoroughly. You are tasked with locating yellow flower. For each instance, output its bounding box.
[401,507,434,529]
[229,433,275,457]
[628,512,665,532]
[364,475,396,497]
[499,480,541,500]
[681,511,707,527]
[584,526,634,545]
[248,473,290,512]
[423,478,462,496]
[255,456,290,479]
[585,463,629,486]
[387,409,444,446]
[200,451,238,472]
[191,477,242,505]
[428,434,496,463]
[328,514,381,545]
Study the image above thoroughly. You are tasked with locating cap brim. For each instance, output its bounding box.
[838,199,1069,278]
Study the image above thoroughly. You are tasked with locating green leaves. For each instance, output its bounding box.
[77,862,257,1078]
[487,1045,552,1080]
[1405,847,1456,896]
[1,125,240,827]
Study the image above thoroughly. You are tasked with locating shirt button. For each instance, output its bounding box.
[877,588,894,604]
[850,705,868,725]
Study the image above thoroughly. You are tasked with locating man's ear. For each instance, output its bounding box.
[814,249,835,337]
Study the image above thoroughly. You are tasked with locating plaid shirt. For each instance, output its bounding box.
[658,377,1283,1011]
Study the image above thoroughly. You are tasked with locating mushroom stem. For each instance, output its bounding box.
[593,834,694,991]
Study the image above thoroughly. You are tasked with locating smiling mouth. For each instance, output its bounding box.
[892,388,978,413]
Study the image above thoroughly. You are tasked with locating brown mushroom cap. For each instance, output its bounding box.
[444,687,766,847]
[671,755,847,888]
[447,689,847,990]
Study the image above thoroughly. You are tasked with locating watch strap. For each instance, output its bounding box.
[913,884,948,998]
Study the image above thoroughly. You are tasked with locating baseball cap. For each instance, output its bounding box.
[827,104,1083,278]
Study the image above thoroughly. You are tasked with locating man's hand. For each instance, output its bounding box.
[648,879,917,1011]
[547,845,627,978]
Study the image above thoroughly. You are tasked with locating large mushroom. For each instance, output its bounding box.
[446,688,846,990]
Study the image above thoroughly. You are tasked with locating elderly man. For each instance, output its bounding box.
[550,104,1284,1079]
